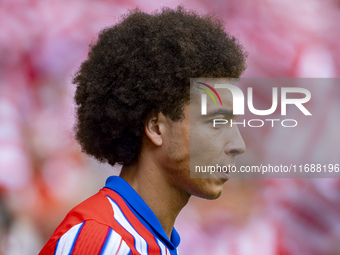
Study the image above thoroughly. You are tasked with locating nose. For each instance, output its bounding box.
[224,128,246,156]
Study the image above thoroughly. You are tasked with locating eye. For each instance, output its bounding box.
[211,118,229,129]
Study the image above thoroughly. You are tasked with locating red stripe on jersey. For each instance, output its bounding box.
[71,220,109,254]
[102,188,162,254]
[109,213,140,254]
[115,238,123,255]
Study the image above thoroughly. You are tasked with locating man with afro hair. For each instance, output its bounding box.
[40,6,246,255]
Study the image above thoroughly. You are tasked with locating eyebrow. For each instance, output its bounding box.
[205,109,234,117]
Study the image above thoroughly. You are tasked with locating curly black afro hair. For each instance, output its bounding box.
[73,6,247,166]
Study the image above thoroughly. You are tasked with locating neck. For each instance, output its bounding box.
[120,158,190,238]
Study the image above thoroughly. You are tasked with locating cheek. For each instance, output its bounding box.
[190,128,219,157]
[166,130,190,166]
[190,129,235,171]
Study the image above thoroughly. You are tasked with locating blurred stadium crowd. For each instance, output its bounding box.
[0,0,340,254]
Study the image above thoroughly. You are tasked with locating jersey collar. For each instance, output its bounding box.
[104,176,181,250]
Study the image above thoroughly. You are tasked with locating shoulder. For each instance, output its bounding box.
[39,188,136,254]
[40,220,133,255]
[39,188,173,255]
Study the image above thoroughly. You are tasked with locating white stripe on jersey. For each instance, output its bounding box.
[156,239,169,255]
[107,196,148,255]
[55,222,84,255]
[117,239,131,255]
[101,228,131,255]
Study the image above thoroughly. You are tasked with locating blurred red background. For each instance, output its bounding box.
[0,0,339,254]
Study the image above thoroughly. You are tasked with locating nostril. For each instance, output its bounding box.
[229,149,240,155]
[228,147,246,156]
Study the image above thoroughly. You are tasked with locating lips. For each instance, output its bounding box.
[218,170,230,181]
[216,163,235,180]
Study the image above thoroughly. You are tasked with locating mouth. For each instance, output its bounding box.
[217,170,230,181]
[214,163,235,180]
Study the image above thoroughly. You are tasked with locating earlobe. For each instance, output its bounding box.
[144,113,164,146]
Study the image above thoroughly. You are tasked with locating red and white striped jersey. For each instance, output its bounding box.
[39,176,180,255]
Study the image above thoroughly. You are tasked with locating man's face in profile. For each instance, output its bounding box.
[161,78,246,200]
[188,78,246,197]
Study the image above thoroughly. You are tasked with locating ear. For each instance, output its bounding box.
[144,112,167,146]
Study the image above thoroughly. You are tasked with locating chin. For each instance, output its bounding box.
[194,183,224,200]
[194,190,223,200]
[205,190,223,200]
[186,177,227,200]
